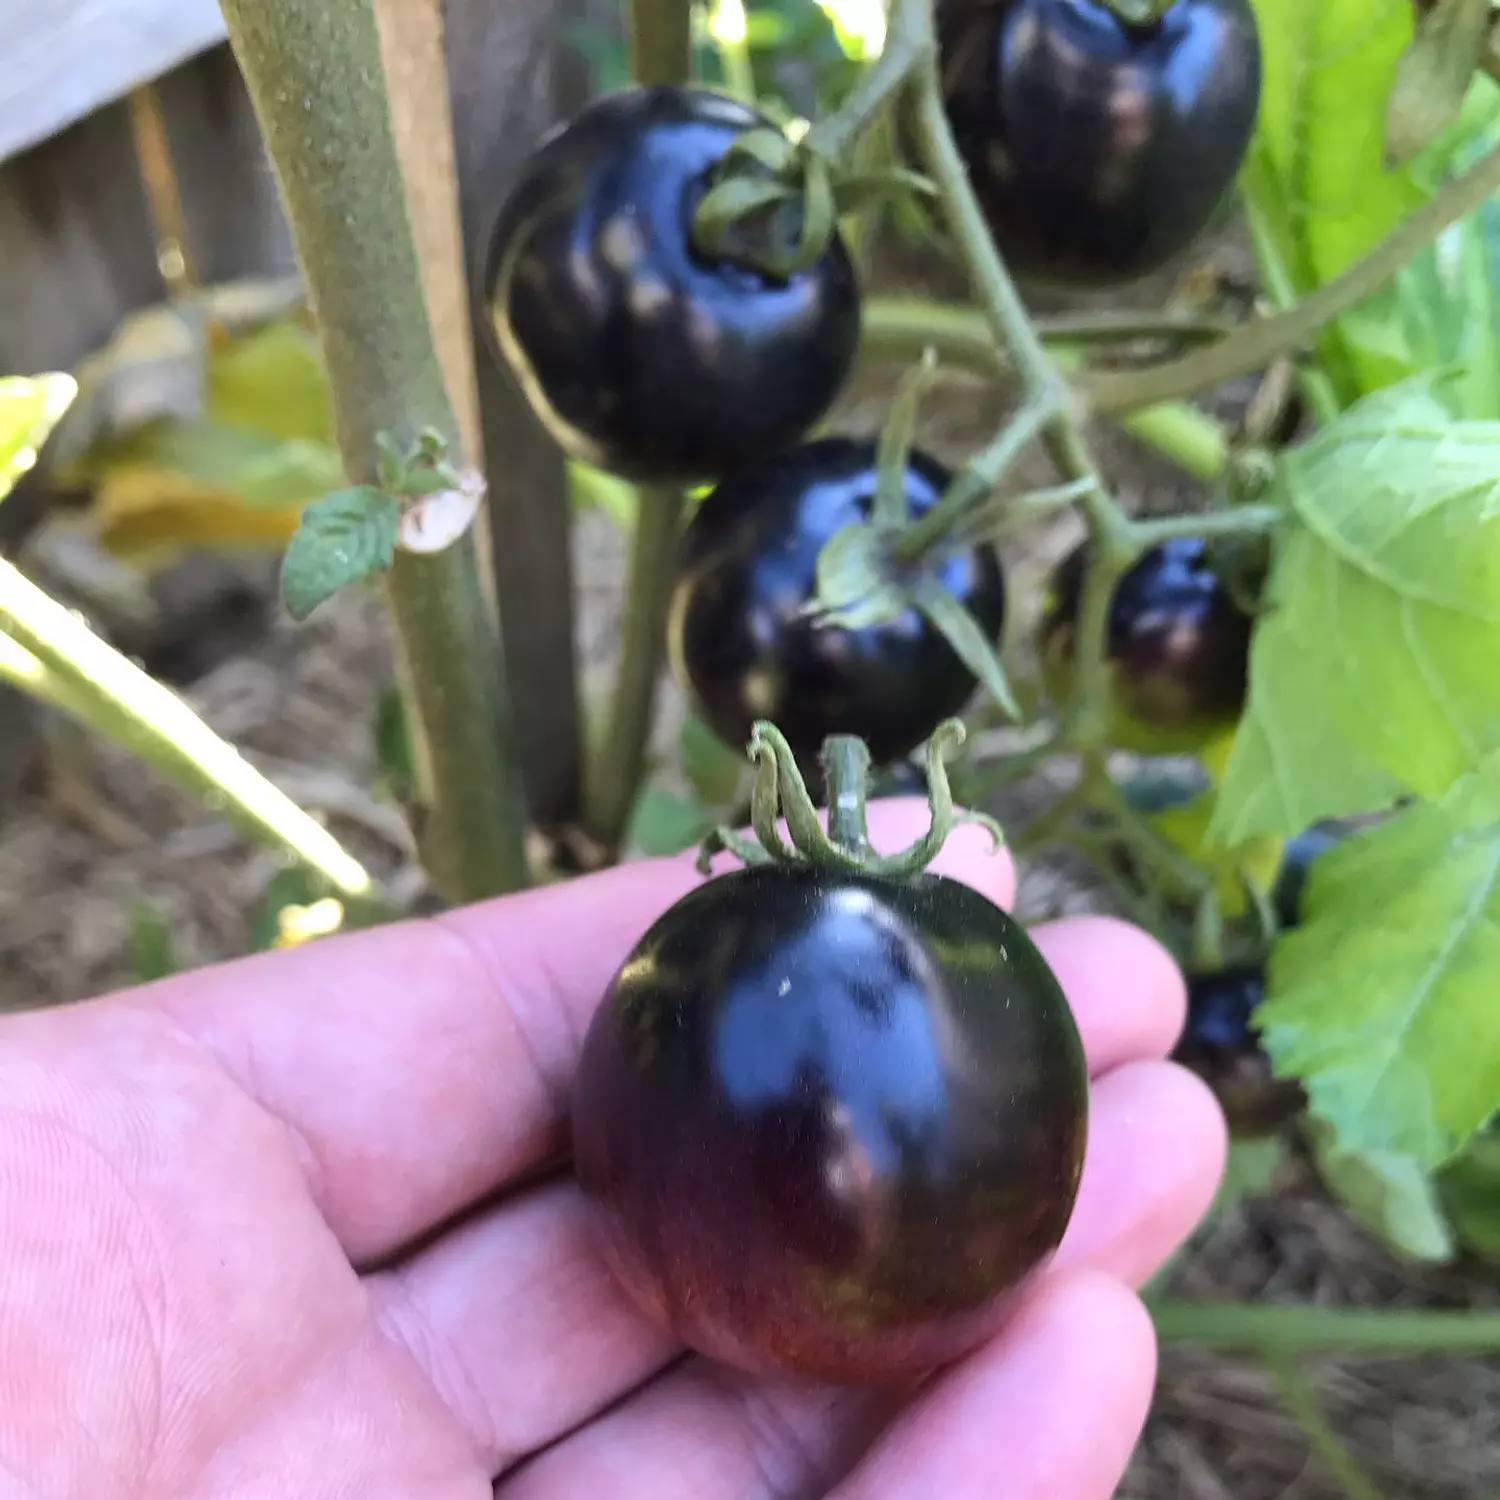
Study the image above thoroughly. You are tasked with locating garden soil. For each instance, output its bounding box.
[1,245,1497,1499]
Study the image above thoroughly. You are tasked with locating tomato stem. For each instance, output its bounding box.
[581,485,687,857]
[1266,1356,1389,1500]
[1150,1299,1500,1355]
[857,299,1233,481]
[627,0,692,85]
[218,0,532,903]
[700,719,1004,879]
[1082,135,1500,415]
[800,4,931,164]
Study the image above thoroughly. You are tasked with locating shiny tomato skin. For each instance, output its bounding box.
[482,85,861,483]
[1039,535,1252,754]
[667,436,1008,775]
[571,864,1090,1383]
[1272,823,1344,929]
[936,0,1262,289]
[1172,966,1306,1139]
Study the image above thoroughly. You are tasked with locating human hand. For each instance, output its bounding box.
[0,800,1225,1499]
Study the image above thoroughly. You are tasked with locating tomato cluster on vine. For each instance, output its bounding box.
[478,0,1267,1387]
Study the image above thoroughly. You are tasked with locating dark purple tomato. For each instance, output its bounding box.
[935,0,1262,289]
[482,85,860,484]
[1172,966,1305,1138]
[1039,535,1251,754]
[571,864,1090,1383]
[666,437,1008,775]
[1272,823,1344,929]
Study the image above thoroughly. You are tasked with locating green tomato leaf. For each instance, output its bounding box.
[1260,752,1500,1167]
[1384,0,1492,167]
[679,714,746,808]
[0,374,78,506]
[1437,1126,1500,1262]
[1308,1119,1456,1263]
[1213,382,1500,841]
[1247,0,1427,397]
[625,785,716,858]
[280,487,400,622]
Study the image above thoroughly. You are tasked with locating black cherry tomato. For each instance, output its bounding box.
[1172,965,1306,1139]
[571,862,1089,1383]
[1039,535,1252,754]
[667,436,1008,774]
[935,0,1262,289]
[483,85,861,483]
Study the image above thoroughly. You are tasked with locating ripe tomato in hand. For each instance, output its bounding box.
[483,86,861,484]
[935,0,1262,289]
[666,436,1008,775]
[572,863,1089,1383]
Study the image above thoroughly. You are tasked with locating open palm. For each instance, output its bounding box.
[0,801,1225,1499]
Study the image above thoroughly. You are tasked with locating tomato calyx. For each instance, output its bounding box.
[697,718,1004,881]
[692,125,936,281]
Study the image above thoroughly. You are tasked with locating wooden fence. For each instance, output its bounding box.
[0,0,593,829]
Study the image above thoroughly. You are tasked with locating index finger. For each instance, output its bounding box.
[130,799,1016,1267]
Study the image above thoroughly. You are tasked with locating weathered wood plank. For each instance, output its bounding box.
[0,0,228,166]
[445,0,585,830]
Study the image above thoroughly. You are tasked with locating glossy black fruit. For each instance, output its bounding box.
[1039,535,1252,753]
[483,85,861,483]
[936,0,1262,289]
[1172,966,1305,1138]
[1272,823,1344,929]
[667,437,1008,774]
[571,864,1090,1382]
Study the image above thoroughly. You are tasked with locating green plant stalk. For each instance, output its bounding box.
[1268,1357,1388,1500]
[582,486,685,851]
[575,0,694,855]
[0,562,373,898]
[218,0,531,904]
[1238,164,1344,426]
[629,0,692,83]
[1084,137,1500,415]
[858,299,1230,481]
[1151,1299,1500,1355]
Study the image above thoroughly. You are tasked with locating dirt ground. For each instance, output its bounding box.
[2,245,1498,1496]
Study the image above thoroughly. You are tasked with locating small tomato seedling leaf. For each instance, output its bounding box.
[1213,381,1500,841]
[280,486,400,622]
[1259,750,1500,1167]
